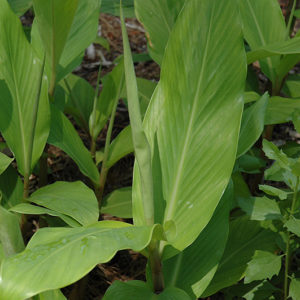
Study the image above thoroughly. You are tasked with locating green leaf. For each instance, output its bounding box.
[134,0,246,250]
[244,91,261,104]
[237,93,268,158]
[38,289,66,300]
[247,37,300,64]
[0,166,23,209]
[0,206,24,257]
[61,74,94,132]
[33,0,79,92]
[134,0,186,65]
[238,154,266,174]
[0,153,13,175]
[57,0,100,82]
[94,36,110,51]
[289,278,300,299]
[259,184,288,200]
[28,181,98,226]
[263,139,290,170]
[106,125,133,168]
[7,0,32,15]
[103,280,191,300]
[0,0,50,176]
[102,0,135,18]
[0,222,159,299]
[244,250,281,283]
[162,183,232,299]
[202,218,278,297]
[102,187,132,218]
[10,203,81,228]
[265,97,300,125]
[293,110,300,133]
[239,0,286,83]
[284,216,300,237]
[48,105,99,184]
[238,196,282,221]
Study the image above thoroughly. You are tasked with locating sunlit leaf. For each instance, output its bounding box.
[133,0,246,250]
[244,250,281,283]
[0,222,160,299]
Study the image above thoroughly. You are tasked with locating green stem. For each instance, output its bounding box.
[286,0,297,38]
[97,81,122,208]
[90,65,102,142]
[284,176,299,300]
[149,241,165,293]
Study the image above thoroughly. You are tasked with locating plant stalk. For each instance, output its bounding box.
[97,79,122,208]
[284,176,299,299]
[149,241,165,293]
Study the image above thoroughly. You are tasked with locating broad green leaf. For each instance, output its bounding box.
[238,154,266,174]
[275,31,300,84]
[103,280,191,299]
[244,250,281,283]
[263,139,290,170]
[202,218,277,297]
[134,0,185,65]
[0,206,24,257]
[28,181,98,226]
[61,74,94,132]
[265,97,300,125]
[0,0,50,176]
[38,289,66,300]
[246,37,300,64]
[232,172,251,200]
[134,0,245,250]
[102,187,132,218]
[244,91,260,104]
[102,0,135,18]
[238,196,282,221]
[293,110,300,133]
[121,8,154,226]
[289,278,300,299]
[237,93,268,158]
[7,0,32,15]
[107,125,133,168]
[259,184,288,200]
[284,216,300,237]
[0,166,23,209]
[0,153,13,175]
[10,203,81,228]
[89,61,124,141]
[48,105,99,184]
[239,0,286,83]
[57,0,100,82]
[33,0,79,92]
[162,183,232,299]
[0,222,160,299]
[283,75,300,98]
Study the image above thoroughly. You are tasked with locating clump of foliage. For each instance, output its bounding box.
[0,0,300,299]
